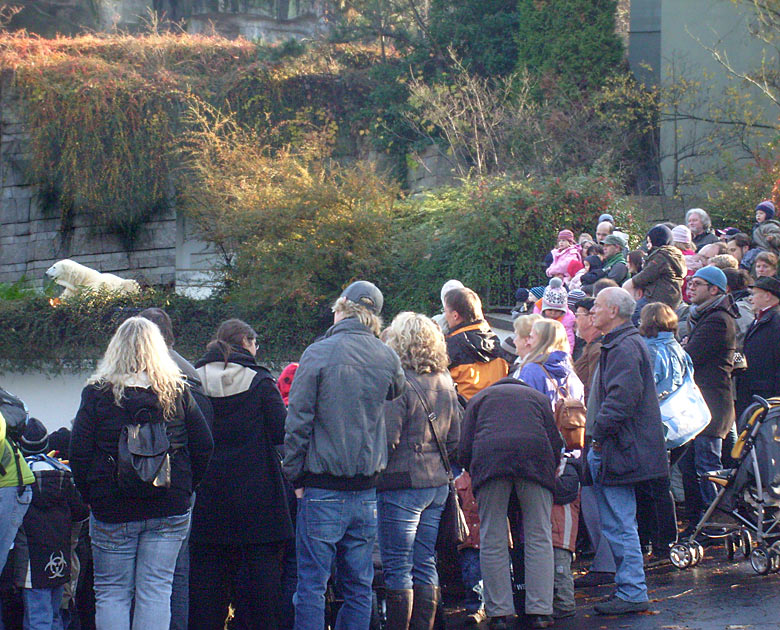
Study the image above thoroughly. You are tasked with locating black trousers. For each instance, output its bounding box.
[635,476,678,552]
[188,541,285,630]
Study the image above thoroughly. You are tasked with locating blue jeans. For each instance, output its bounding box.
[679,434,722,520]
[293,487,377,630]
[169,493,195,630]
[0,485,32,572]
[23,586,65,630]
[377,485,448,590]
[587,450,647,603]
[89,510,191,630]
[458,548,483,612]
[0,484,32,630]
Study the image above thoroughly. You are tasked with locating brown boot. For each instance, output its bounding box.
[410,584,440,630]
[385,589,413,630]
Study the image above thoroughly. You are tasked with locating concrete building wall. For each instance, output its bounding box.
[629,0,777,200]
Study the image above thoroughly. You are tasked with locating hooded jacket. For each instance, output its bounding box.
[70,385,213,523]
[515,350,585,409]
[546,244,582,281]
[283,317,405,490]
[446,321,509,401]
[13,455,88,589]
[684,294,737,437]
[591,322,668,486]
[630,245,687,309]
[459,377,563,494]
[192,346,293,544]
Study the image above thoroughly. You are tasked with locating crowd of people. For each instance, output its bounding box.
[1,200,780,630]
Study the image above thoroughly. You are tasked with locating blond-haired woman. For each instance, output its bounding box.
[70,317,213,630]
[378,312,462,629]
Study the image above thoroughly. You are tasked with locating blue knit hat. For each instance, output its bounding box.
[693,266,727,293]
[598,213,614,224]
[529,286,545,300]
[756,200,775,221]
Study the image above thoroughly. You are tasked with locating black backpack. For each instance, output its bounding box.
[0,387,30,494]
[116,404,173,498]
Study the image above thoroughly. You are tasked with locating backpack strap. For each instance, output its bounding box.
[405,376,453,477]
[539,365,570,399]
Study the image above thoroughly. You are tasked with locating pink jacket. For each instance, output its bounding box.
[532,305,577,353]
[546,244,582,281]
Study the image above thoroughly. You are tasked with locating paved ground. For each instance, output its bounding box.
[441,544,780,629]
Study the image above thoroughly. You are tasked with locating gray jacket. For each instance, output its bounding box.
[283,317,405,489]
[377,370,461,491]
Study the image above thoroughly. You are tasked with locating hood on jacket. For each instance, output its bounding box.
[649,244,686,277]
[120,387,165,423]
[195,346,272,398]
[540,350,571,380]
[447,321,503,366]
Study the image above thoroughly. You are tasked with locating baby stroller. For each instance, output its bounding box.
[670,396,780,574]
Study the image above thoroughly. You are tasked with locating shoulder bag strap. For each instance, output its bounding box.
[405,376,453,477]
[540,365,570,399]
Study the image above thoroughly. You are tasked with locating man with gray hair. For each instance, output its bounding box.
[587,288,668,615]
[686,208,719,251]
[283,280,405,630]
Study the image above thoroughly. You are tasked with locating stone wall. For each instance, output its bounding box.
[0,80,221,292]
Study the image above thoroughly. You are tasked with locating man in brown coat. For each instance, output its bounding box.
[572,297,602,400]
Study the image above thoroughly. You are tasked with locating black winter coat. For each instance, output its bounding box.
[592,323,668,485]
[377,370,461,491]
[737,306,780,414]
[684,294,737,437]
[71,385,214,523]
[458,377,563,494]
[193,346,293,545]
[13,455,88,589]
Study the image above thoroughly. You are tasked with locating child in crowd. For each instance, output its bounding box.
[454,471,485,626]
[754,250,778,278]
[627,250,645,276]
[574,255,603,289]
[13,419,88,630]
[546,230,582,283]
[534,278,576,352]
[753,200,780,255]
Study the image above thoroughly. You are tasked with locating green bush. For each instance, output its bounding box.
[380,172,643,314]
[0,290,309,374]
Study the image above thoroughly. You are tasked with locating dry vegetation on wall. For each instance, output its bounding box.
[0,32,386,246]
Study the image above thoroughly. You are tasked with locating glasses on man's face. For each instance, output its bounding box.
[688,280,710,289]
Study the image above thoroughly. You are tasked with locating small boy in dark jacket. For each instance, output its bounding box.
[13,419,88,630]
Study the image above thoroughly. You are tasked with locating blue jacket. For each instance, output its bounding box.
[516,351,585,407]
[642,332,694,399]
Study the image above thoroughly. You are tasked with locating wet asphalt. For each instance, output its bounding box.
[442,544,780,630]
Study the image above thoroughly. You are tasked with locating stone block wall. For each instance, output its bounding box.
[0,79,214,290]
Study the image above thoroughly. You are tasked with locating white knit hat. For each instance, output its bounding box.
[542,277,568,313]
[672,225,692,244]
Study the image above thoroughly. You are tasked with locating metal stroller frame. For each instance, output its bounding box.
[670,396,780,574]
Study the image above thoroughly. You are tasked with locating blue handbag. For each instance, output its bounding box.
[658,376,711,449]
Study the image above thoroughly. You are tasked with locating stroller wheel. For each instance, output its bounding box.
[689,542,705,566]
[750,545,771,575]
[670,543,692,569]
[769,542,780,573]
[726,533,739,560]
[741,530,754,558]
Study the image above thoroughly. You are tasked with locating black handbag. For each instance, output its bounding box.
[406,377,469,550]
